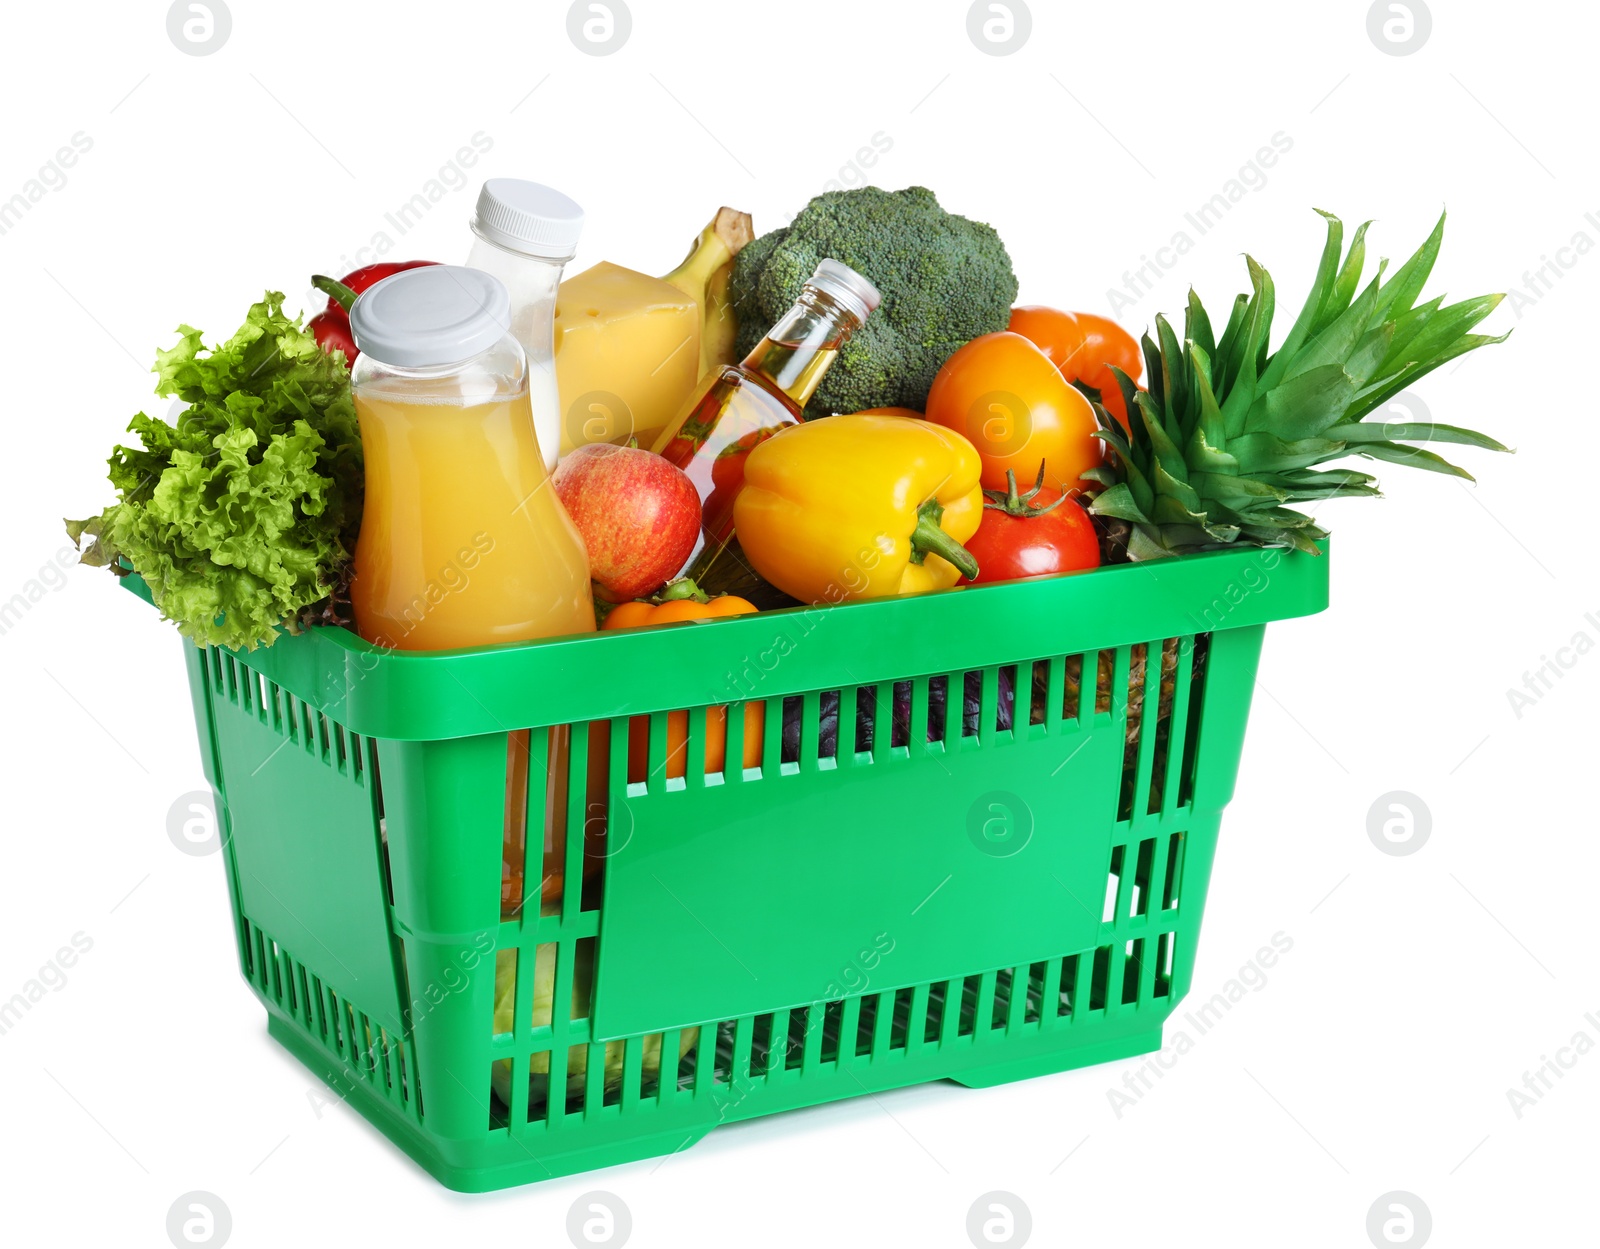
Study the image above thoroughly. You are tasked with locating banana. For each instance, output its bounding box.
[659,206,754,378]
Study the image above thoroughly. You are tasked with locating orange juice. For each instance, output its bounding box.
[350,388,593,651]
[346,263,596,927]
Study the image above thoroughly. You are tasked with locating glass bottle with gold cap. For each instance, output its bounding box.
[651,258,880,574]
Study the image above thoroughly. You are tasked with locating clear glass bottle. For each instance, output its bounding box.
[347,265,593,652]
[651,259,880,570]
[464,178,585,471]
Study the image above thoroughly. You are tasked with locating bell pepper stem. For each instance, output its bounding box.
[656,577,711,604]
[312,274,360,313]
[911,511,980,581]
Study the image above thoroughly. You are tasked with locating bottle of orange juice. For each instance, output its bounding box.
[347,265,594,652]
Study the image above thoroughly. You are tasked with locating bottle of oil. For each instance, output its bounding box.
[651,259,880,578]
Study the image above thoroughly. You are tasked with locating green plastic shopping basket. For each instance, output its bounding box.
[128,542,1327,1191]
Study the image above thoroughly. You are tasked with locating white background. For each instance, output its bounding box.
[1,1,1594,1245]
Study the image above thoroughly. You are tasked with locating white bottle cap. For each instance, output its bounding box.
[470,178,585,261]
[349,266,512,368]
[806,258,881,323]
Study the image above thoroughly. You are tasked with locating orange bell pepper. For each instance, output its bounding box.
[1007,306,1143,431]
[924,332,1101,496]
[602,579,764,782]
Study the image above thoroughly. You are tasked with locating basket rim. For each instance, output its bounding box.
[124,541,1328,740]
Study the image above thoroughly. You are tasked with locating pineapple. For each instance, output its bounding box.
[1086,211,1510,558]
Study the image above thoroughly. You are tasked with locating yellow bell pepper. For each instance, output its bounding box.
[733,413,984,603]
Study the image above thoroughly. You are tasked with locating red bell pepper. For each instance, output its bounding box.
[308,260,438,366]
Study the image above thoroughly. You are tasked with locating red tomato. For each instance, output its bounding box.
[1008,307,1142,433]
[312,261,440,366]
[963,471,1101,584]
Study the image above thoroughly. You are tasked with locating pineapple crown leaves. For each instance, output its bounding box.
[1085,210,1511,560]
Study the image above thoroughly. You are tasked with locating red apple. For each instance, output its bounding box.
[553,443,702,601]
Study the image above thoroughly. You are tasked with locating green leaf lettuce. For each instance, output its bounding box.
[68,292,361,649]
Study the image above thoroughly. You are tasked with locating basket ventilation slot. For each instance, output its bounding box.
[239,916,414,1113]
[470,641,1205,1134]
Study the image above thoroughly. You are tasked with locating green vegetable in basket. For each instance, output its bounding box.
[491,945,698,1110]
[1086,211,1510,558]
[728,185,1018,418]
[67,292,362,649]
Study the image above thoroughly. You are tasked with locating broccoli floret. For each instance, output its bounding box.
[728,186,1017,418]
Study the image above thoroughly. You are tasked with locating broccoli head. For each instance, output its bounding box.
[728,186,1018,418]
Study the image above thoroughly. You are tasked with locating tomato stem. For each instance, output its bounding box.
[984,462,1070,518]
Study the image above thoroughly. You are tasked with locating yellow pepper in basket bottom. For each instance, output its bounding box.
[733,413,984,602]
